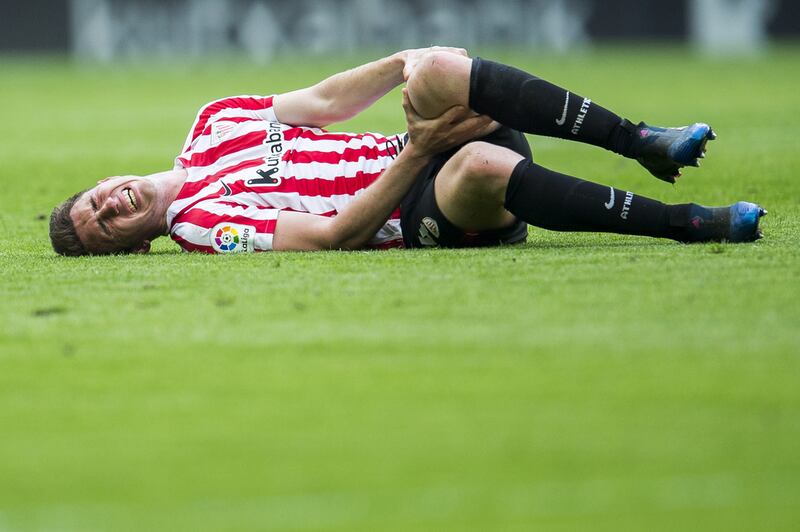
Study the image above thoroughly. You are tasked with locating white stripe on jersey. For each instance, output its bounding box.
[372,218,402,245]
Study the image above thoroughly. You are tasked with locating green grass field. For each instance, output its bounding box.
[1,46,799,531]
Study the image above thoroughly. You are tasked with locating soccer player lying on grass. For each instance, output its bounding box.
[50,47,766,256]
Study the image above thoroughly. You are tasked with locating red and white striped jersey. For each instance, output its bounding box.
[167,95,406,253]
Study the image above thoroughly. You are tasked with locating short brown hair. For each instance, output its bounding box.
[49,190,88,256]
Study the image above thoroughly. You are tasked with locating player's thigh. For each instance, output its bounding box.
[434,141,525,231]
[406,51,472,118]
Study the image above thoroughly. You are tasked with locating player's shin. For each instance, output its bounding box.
[469,58,635,155]
[503,159,692,241]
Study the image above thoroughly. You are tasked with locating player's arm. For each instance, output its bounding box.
[272,91,495,251]
[273,47,468,128]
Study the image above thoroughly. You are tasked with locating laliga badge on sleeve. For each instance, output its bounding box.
[211,223,256,253]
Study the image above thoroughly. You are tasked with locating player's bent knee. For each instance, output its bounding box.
[407,52,446,91]
[450,142,518,196]
[435,142,523,231]
[407,52,471,117]
[419,51,459,79]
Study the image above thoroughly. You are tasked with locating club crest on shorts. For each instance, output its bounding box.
[211,223,256,253]
[418,217,440,247]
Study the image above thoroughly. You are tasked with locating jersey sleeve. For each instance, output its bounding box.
[170,200,280,254]
[177,95,278,158]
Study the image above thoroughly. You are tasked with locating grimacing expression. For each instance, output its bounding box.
[70,175,162,254]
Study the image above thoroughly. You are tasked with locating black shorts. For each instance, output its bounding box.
[399,125,532,248]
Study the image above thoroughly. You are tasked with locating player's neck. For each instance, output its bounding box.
[145,168,187,236]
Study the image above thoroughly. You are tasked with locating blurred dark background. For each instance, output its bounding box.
[1,0,798,57]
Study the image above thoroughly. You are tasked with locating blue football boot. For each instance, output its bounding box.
[629,121,716,183]
[683,202,767,243]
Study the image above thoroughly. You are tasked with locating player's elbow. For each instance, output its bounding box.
[330,237,362,251]
[273,207,366,252]
[326,221,368,251]
[305,87,345,127]
[310,80,368,126]
[326,230,360,251]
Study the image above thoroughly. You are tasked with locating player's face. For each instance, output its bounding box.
[70,175,164,254]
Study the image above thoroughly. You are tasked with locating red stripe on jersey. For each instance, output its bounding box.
[370,239,405,250]
[190,96,273,144]
[283,129,392,143]
[172,233,214,254]
[283,146,395,165]
[188,130,267,168]
[176,157,265,200]
[180,206,278,233]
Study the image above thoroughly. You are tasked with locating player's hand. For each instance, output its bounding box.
[400,46,469,80]
[401,88,496,158]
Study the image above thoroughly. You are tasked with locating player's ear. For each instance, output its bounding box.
[131,240,151,254]
[97,176,113,185]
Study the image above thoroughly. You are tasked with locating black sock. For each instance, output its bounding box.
[469,58,637,156]
[504,159,695,241]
